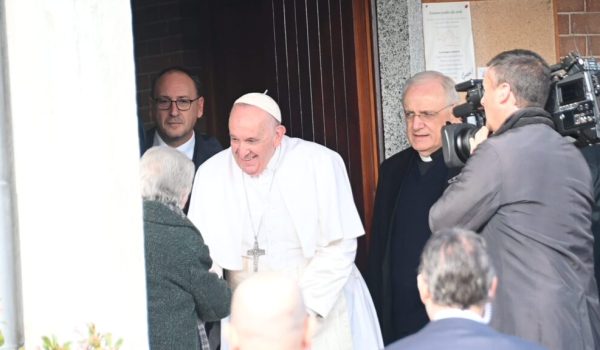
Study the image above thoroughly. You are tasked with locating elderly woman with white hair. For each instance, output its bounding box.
[140,146,231,350]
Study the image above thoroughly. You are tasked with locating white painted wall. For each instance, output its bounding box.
[4,0,148,348]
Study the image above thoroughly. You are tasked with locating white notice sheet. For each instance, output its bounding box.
[423,2,476,83]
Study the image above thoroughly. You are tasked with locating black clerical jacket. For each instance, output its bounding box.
[366,147,457,345]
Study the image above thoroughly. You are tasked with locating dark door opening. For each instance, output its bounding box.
[131,0,378,270]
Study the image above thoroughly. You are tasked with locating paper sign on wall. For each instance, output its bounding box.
[423,2,476,83]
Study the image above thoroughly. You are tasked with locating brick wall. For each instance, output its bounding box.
[131,0,204,126]
[557,0,600,57]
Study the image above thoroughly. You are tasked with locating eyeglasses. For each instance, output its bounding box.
[404,103,454,120]
[153,96,201,111]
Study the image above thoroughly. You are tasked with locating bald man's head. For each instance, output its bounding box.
[226,273,314,350]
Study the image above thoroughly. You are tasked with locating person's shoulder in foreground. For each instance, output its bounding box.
[386,318,547,350]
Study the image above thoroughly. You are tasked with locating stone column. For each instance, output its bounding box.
[4,0,148,348]
[375,0,425,158]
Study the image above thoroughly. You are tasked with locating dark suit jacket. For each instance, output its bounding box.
[144,200,231,350]
[386,318,547,350]
[367,147,456,344]
[143,128,222,171]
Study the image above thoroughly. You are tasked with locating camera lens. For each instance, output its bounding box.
[442,123,480,168]
[455,126,480,163]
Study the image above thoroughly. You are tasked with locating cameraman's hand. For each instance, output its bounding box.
[469,126,490,154]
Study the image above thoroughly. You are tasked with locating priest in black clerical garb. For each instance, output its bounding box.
[367,71,461,345]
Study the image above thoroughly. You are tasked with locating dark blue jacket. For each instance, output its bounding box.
[386,318,547,350]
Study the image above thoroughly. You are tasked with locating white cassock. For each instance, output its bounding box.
[188,135,383,350]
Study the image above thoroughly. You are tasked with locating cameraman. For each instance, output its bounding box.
[429,49,600,350]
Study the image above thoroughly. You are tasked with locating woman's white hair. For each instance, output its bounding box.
[140,146,195,209]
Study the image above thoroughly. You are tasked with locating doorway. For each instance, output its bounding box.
[131,0,378,269]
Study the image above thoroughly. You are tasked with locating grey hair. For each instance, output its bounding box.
[402,70,460,106]
[418,228,496,309]
[140,146,195,209]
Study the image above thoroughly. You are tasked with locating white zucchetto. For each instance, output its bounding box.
[234,92,282,122]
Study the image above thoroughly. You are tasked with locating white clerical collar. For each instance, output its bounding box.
[419,154,433,162]
[432,307,487,324]
[153,131,195,161]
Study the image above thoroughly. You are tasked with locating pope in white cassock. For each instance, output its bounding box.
[188,92,383,349]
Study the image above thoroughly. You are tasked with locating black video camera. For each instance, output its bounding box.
[441,52,600,168]
[546,52,600,146]
[441,79,486,168]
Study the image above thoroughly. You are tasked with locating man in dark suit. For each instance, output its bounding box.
[367,71,460,344]
[387,228,546,350]
[142,66,222,212]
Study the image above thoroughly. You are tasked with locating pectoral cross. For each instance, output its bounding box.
[247,239,266,272]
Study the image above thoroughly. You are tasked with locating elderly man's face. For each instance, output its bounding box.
[151,71,204,147]
[404,80,457,157]
[229,104,285,176]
